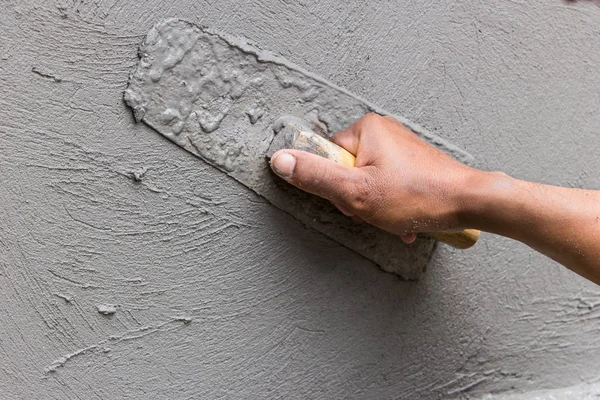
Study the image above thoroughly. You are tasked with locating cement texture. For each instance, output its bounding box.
[1,1,599,399]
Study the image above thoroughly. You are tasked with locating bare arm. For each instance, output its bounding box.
[269,114,600,284]
[465,172,600,283]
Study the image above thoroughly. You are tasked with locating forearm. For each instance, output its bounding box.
[462,170,600,284]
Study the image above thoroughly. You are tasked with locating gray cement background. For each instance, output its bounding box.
[1,0,599,399]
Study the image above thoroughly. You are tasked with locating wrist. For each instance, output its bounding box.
[455,168,516,232]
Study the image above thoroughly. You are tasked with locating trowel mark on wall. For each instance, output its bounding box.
[31,66,63,83]
[53,293,72,303]
[44,317,193,374]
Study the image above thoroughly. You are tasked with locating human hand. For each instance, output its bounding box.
[269,114,478,243]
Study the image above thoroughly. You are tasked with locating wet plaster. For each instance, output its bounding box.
[1,1,600,399]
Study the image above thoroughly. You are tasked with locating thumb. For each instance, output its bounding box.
[270,149,365,208]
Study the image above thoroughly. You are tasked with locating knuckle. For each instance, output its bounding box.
[344,174,380,218]
[382,115,398,124]
[360,112,383,127]
[357,113,391,141]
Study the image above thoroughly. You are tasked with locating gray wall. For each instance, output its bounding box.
[1,0,599,398]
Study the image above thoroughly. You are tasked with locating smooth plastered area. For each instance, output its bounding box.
[1,1,599,399]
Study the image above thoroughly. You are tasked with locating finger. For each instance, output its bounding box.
[270,149,366,208]
[400,233,417,244]
[382,115,402,125]
[331,125,359,155]
[331,113,388,164]
[351,215,364,223]
[331,201,355,217]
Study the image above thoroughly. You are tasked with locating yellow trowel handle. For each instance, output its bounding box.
[286,128,480,249]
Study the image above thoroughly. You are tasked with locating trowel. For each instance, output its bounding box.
[124,19,479,280]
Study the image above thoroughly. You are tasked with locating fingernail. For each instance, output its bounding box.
[400,233,417,244]
[271,151,296,178]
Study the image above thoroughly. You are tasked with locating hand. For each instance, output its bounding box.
[269,113,476,243]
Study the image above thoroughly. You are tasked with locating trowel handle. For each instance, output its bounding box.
[286,128,480,249]
[425,230,480,250]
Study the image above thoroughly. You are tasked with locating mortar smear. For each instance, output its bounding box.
[124,19,474,279]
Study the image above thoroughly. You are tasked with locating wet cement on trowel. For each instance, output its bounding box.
[124,19,474,280]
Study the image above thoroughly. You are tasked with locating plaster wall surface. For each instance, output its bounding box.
[1,1,599,399]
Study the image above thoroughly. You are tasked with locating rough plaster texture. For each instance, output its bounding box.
[0,1,599,399]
